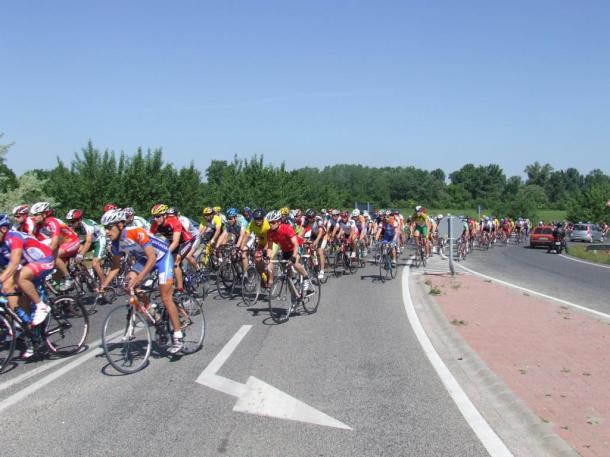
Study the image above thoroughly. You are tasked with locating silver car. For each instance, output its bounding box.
[569,223,605,242]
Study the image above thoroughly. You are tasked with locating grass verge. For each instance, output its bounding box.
[567,244,610,265]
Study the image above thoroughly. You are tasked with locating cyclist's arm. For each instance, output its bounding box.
[168,230,181,254]
[0,248,22,284]
[100,254,122,290]
[79,232,93,257]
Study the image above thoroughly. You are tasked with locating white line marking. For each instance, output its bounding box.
[0,330,123,413]
[457,263,610,321]
[196,325,351,429]
[0,346,103,414]
[559,253,610,269]
[402,265,513,457]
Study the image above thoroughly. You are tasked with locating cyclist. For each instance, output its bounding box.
[375,210,399,266]
[266,211,314,295]
[241,208,271,285]
[224,207,249,273]
[99,209,184,354]
[333,211,358,259]
[150,204,194,294]
[0,214,55,357]
[30,202,81,291]
[124,207,151,230]
[169,207,201,274]
[301,209,326,280]
[12,204,35,235]
[243,207,252,223]
[200,207,226,249]
[411,206,429,259]
[65,209,107,284]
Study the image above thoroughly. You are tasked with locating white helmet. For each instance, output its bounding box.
[266,210,282,222]
[351,208,361,217]
[101,209,126,226]
[30,201,51,215]
[436,214,444,220]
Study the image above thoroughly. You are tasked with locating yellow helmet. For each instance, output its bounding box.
[202,207,213,216]
[151,204,168,216]
[213,206,222,214]
[280,207,290,217]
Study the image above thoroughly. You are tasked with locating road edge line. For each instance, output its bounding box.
[457,263,610,321]
[558,253,610,270]
[401,266,514,457]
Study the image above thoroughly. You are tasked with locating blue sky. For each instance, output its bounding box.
[2,0,609,178]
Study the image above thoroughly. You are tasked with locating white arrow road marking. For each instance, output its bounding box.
[196,325,352,430]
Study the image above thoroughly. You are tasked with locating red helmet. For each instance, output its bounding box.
[66,209,83,221]
[12,204,30,216]
[103,203,118,213]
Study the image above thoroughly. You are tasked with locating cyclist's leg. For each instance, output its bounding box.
[91,239,107,284]
[155,254,184,353]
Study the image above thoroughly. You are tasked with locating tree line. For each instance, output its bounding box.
[0,139,608,224]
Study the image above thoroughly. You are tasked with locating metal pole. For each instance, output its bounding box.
[448,214,455,276]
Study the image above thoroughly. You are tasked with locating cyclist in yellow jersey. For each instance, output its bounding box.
[411,205,430,256]
[199,207,225,247]
[240,208,272,286]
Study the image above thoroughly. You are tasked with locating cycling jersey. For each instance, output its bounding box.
[2,230,55,278]
[14,217,35,236]
[381,217,398,242]
[268,223,297,253]
[33,217,80,244]
[411,213,428,226]
[73,218,105,243]
[338,219,358,236]
[201,215,223,239]
[179,216,200,239]
[225,215,248,237]
[246,219,271,247]
[111,227,173,284]
[151,215,193,244]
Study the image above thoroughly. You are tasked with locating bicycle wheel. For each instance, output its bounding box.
[216,262,235,298]
[379,253,386,282]
[420,246,427,268]
[242,265,261,306]
[344,253,355,275]
[301,276,321,314]
[176,294,206,354]
[389,254,397,279]
[267,277,289,323]
[0,313,16,373]
[44,295,89,356]
[102,304,152,374]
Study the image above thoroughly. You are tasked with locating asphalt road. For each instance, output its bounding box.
[0,254,489,457]
[459,240,609,315]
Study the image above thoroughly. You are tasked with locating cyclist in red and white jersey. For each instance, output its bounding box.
[30,202,80,291]
[12,204,35,235]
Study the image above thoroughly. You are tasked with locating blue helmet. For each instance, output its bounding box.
[0,213,12,227]
[243,206,251,213]
[226,208,238,218]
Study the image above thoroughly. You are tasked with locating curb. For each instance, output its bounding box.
[409,272,578,457]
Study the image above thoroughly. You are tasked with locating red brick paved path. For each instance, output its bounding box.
[430,274,610,457]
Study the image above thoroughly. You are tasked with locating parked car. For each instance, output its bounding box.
[530,226,554,248]
[569,223,605,243]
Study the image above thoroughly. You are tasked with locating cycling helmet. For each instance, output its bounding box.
[415,205,422,213]
[321,208,327,215]
[305,208,316,218]
[213,206,222,214]
[243,206,251,214]
[151,204,168,216]
[252,208,265,220]
[66,209,83,221]
[280,207,290,217]
[341,211,349,219]
[351,209,361,217]
[166,207,178,216]
[123,207,135,218]
[226,208,238,218]
[12,204,30,216]
[436,214,444,220]
[331,209,340,216]
[101,209,126,226]
[103,203,117,213]
[267,210,282,222]
[0,213,11,227]
[31,202,51,215]
[384,209,392,216]
[202,207,213,216]
[294,209,302,217]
